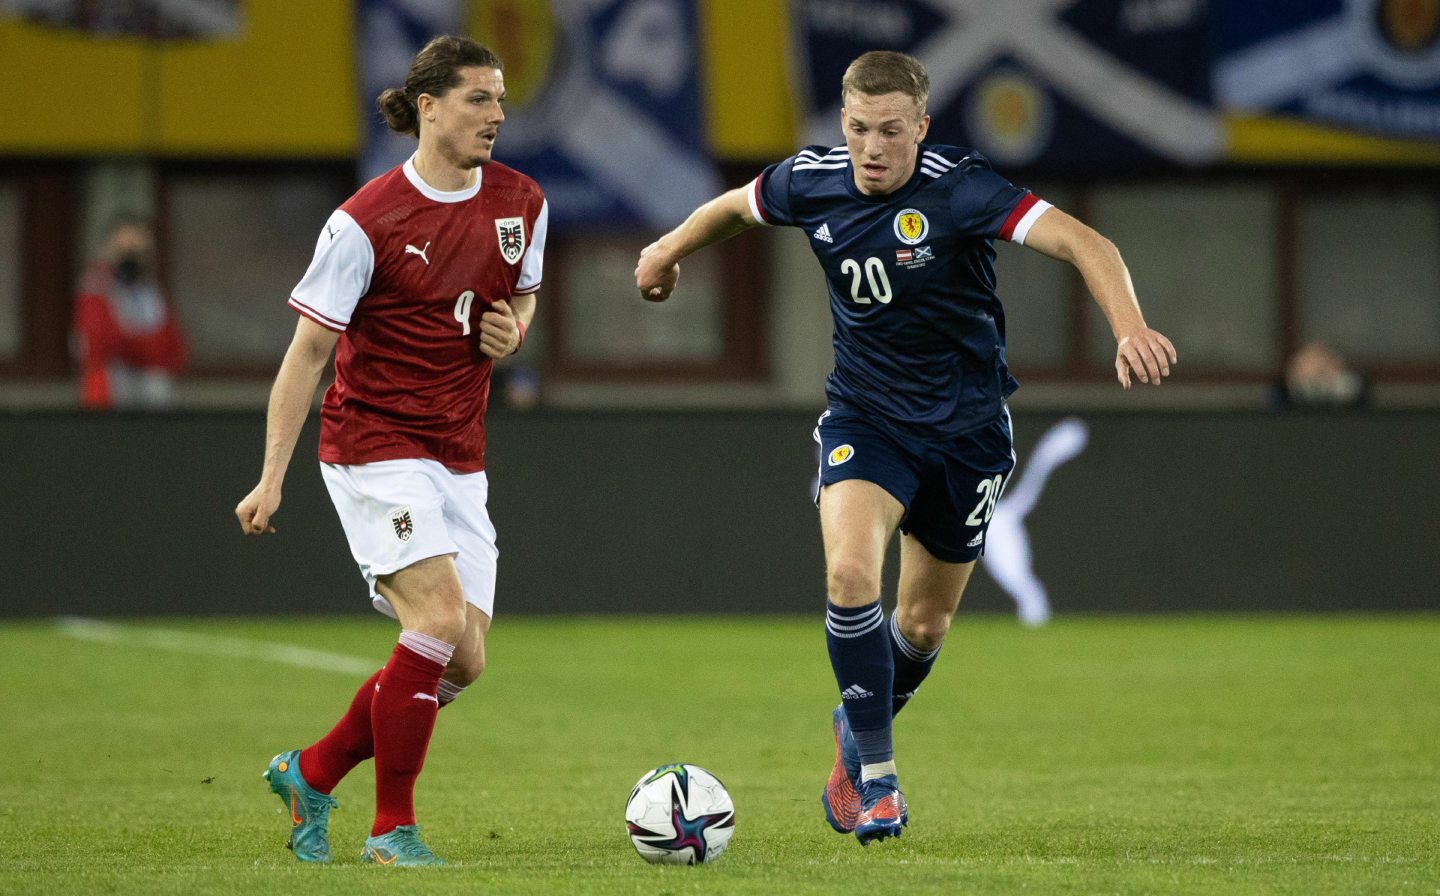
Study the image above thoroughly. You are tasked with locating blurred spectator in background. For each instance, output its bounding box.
[71,213,188,410]
[491,360,540,410]
[1270,341,1370,411]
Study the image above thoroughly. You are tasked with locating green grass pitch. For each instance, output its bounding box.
[2,614,1437,894]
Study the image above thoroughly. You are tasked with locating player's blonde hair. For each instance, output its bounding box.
[377,35,503,137]
[841,51,929,118]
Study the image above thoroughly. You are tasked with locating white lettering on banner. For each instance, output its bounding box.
[1306,91,1440,135]
[803,0,912,44]
[1119,0,1203,35]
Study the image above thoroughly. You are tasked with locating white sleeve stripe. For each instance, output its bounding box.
[514,281,542,295]
[1011,200,1053,246]
[289,297,346,331]
[747,177,771,226]
[514,198,548,293]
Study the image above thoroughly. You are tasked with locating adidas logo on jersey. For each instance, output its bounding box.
[813,222,834,243]
[967,532,985,548]
[840,684,874,700]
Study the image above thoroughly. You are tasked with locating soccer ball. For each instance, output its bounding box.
[624,763,735,864]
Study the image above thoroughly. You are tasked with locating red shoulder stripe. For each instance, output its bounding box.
[751,177,770,225]
[999,193,1040,242]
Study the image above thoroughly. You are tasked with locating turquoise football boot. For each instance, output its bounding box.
[361,825,446,866]
[263,750,338,863]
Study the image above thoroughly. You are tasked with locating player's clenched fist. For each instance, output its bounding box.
[635,242,679,302]
[235,483,280,535]
[479,299,523,359]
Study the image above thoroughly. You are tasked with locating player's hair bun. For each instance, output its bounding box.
[377,88,418,137]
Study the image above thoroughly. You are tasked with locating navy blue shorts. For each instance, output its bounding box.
[812,405,1016,563]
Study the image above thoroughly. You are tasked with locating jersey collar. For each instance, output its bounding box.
[403,154,483,203]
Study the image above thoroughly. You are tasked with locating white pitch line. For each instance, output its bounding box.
[55,617,375,675]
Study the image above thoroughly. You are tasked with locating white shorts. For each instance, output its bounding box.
[320,458,498,618]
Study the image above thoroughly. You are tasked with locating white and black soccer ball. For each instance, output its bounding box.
[624,763,735,865]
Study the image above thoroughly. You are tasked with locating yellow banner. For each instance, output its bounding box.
[1227,115,1440,165]
[698,0,796,161]
[0,2,355,157]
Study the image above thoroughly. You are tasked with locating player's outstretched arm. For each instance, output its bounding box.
[635,186,759,302]
[235,317,340,535]
[1023,207,1177,389]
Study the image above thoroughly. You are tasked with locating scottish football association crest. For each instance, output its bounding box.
[389,506,414,543]
[495,217,525,265]
[893,209,929,245]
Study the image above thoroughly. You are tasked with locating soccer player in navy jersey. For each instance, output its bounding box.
[636,50,1175,845]
[235,36,546,865]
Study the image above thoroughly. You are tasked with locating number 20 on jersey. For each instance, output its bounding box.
[841,257,892,305]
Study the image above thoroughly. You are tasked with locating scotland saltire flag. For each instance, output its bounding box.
[488,0,721,231]
[793,0,1222,171]
[357,0,465,184]
[1214,0,1440,141]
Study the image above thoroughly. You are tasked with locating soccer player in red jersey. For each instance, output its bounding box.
[235,35,547,866]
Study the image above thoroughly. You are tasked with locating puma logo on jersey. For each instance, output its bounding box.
[813,222,834,243]
[405,242,431,265]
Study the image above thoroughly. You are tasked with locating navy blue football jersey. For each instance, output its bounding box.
[749,144,1050,438]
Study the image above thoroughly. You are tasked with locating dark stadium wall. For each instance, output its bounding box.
[6,410,1437,619]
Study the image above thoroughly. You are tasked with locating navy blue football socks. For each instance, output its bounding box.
[888,612,941,716]
[825,600,894,765]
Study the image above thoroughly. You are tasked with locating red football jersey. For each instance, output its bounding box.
[289,156,547,472]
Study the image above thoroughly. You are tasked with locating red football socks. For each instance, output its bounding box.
[370,631,455,836]
[299,669,382,795]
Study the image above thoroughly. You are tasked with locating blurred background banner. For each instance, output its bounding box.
[0,0,1436,402]
[793,0,1222,171]
[1215,0,1440,162]
[358,0,466,183]
[0,0,354,156]
[466,0,720,230]
[0,0,242,39]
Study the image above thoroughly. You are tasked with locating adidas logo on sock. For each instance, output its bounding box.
[841,684,874,700]
[813,222,833,243]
